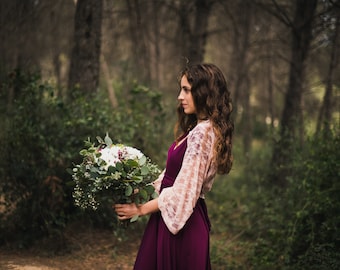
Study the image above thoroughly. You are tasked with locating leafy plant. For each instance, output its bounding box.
[245,130,340,269]
[0,70,167,247]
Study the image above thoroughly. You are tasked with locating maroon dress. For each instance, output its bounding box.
[134,136,212,270]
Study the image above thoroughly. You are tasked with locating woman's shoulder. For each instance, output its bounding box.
[192,120,212,132]
[188,120,214,140]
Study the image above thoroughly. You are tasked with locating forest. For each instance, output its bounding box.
[0,0,339,269]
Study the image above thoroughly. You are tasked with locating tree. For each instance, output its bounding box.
[177,0,214,64]
[125,0,151,84]
[271,0,318,187]
[225,0,253,156]
[316,4,340,137]
[68,0,103,96]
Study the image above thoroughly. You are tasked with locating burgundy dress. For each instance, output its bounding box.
[134,136,212,270]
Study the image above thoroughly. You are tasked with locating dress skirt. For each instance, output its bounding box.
[133,135,212,270]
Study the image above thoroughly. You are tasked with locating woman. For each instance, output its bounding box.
[114,63,233,270]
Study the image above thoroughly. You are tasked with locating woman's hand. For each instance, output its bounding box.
[114,203,141,220]
[114,198,159,220]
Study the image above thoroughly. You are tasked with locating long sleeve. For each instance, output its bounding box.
[158,121,216,234]
[152,169,165,194]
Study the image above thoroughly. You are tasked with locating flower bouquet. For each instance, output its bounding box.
[71,133,160,222]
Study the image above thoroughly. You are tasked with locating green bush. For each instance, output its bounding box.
[0,70,167,248]
[286,132,340,269]
[0,71,72,248]
[246,130,340,269]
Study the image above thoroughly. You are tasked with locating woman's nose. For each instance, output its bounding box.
[178,90,183,100]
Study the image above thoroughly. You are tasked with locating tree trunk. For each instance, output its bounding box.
[101,54,118,108]
[188,0,213,64]
[266,21,275,130]
[1,0,40,111]
[316,9,339,137]
[68,0,103,97]
[177,0,213,65]
[126,0,151,84]
[150,0,161,88]
[227,1,253,157]
[271,0,318,187]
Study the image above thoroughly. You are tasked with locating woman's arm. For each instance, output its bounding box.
[152,169,165,194]
[114,198,159,220]
[157,123,215,234]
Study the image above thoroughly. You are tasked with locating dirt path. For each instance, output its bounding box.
[0,251,134,270]
[0,229,140,270]
[0,252,136,269]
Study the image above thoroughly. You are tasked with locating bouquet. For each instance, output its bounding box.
[71,133,160,222]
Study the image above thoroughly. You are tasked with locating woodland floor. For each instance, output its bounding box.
[0,220,244,270]
[0,224,142,270]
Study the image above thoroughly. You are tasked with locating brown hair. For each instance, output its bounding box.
[175,63,233,174]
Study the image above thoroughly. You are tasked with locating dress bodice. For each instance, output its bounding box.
[160,134,187,191]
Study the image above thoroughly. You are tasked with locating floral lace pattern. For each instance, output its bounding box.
[157,121,216,234]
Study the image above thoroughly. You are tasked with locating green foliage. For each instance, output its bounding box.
[246,130,340,269]
[0,70,166,248]
[286,132,340,269]
[207,130,339,269]
[0,71,72,248]
[207,137,273,269]
[112,82,168,164]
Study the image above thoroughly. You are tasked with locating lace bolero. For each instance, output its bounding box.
[154,120,217,235]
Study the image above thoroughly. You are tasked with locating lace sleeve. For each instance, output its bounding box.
[158,123,214,234]
[152,169,165,194]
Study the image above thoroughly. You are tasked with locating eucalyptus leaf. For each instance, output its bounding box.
[126,159,139,167]
[88,148,96,153]
[139,155,146,165]
[90,167,99,173]
[79,149,88,156]
[104,133,113,146]
[108,165,117,173]
[84,139,93,147]
[132,175,143,182]
[130,215,139,222]
[90,172,99,179]
[96,136,104,144]
[115,162,123,171]
[152,191,158,199]
[141,166,149,175]
[139,188,148,200]
[125,184,133,196]
[144,184,155,194]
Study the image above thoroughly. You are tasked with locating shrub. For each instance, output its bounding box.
[0,70,167,248]
[246,130,340,269]
[286,132,340,269]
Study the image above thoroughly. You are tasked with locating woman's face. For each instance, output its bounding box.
[178,75,196,115]
[177,75,196,114]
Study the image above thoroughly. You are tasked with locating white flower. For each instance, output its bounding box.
[99,145,144,169]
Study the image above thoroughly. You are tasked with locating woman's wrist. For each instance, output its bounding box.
[137,204,144,216]
[138,198,159,217]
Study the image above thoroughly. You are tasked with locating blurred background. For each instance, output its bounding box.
[0,0,339,269]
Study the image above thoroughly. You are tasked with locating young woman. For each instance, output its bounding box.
[115,63,233,270]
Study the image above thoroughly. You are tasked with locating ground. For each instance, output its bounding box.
[0,227,142,270]
[0,220,241,270]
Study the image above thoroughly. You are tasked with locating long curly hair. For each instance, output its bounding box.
[175,63,233,175]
